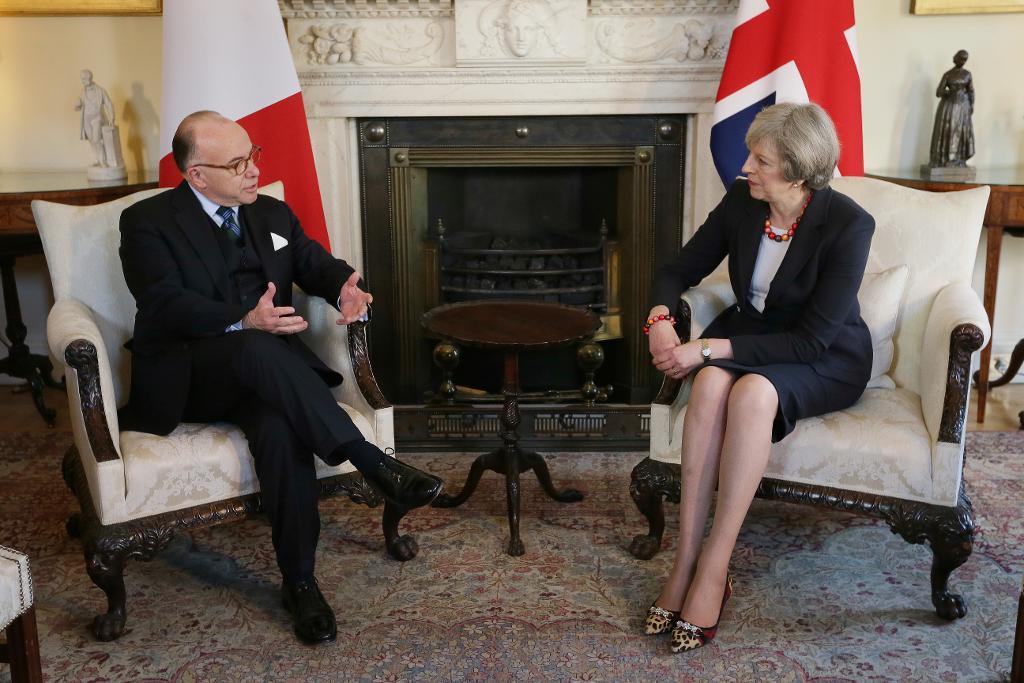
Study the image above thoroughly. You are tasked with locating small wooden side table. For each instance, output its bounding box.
[0,171,157,425]
[867,168,1024,424]
[423,300,600,556]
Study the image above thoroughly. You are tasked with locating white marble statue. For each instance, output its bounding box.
[75,69,127,181]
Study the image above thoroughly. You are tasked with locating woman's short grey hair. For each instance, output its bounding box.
[744,102,840,190]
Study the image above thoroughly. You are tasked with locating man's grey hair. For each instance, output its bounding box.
[744,102,840,190]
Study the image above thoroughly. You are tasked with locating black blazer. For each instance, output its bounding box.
[651,179,875,386]
[118,181,354,435]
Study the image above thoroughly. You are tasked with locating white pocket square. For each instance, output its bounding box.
[270,232,289,251]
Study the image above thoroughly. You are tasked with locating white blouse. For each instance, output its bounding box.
[748,233,793,313]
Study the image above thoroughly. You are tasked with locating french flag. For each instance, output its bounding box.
[710,0,864,188]
[158,0,331,251]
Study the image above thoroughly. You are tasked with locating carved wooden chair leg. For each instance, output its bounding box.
[926,494,975,621]
[83,535,130,641]
[628,457,680,560]
[382,501,419,561]
[82,525,177,641]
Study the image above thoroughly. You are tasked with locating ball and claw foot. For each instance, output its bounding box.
[92,610,127,642]
[386,535,419,562]
[628,534,661,560]
[507,538,525,556]
[933,591,967,620]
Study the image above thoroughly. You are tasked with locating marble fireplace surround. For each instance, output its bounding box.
[281,0,738,265]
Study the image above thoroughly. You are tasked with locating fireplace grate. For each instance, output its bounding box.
[434,219,610,309]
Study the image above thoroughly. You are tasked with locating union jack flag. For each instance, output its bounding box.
[710,0,864,188]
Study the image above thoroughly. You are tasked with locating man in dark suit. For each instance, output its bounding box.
[119,110,443,644]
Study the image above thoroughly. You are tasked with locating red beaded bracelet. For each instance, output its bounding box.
[643,314,676,335]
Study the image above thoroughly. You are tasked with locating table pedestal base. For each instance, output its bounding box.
[1,254,62,426]
[432,351,583,555]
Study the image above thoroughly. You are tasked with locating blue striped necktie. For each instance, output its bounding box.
[215,206,242,241]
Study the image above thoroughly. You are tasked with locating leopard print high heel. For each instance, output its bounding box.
[643,604,681,635]
[670,574,733,653]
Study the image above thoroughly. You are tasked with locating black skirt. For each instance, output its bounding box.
[695,358,865,443]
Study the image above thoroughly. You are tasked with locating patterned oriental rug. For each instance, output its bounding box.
[0,431,1019,682]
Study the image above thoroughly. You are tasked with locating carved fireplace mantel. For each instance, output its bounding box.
[280,0,736,448]
[282,0,735,257]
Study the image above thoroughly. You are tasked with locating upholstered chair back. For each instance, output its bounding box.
[829,177,989,395]
[35,186,164,407]
[33,181,285,409]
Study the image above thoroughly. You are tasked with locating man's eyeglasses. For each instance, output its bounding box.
[191,145,262,176]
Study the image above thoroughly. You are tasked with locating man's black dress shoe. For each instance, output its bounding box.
[364,456,444,509]
[281,579,337,644]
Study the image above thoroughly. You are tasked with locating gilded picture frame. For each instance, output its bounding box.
[0,0,161,15]
[911,0,1024,13]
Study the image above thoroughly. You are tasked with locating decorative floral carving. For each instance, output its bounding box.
[588,0,739,16]
[595,18,719,63]
[279,0,454,19]
[299,23,356,64]
[65,340,120,463]
[347,321,391,410]
[298,21,445,66]
[939,323,985,443]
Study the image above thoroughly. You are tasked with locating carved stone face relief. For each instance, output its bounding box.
[494,0,554,57]
[456,0,587,65]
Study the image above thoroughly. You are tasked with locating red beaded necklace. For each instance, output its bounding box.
[763,191,813,243]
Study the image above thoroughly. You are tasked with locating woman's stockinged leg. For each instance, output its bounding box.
[655,366,737,611]
[680,373,778,626]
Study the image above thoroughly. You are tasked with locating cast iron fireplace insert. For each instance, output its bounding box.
[356,115,686,449]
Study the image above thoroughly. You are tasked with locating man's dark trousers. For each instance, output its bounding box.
[180,329,363,582]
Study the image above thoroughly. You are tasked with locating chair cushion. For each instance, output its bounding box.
[654,387,934,502]
[765,387,933,502]
[119,403,375,520]
[859,264,909,389]
[0,545,33,630]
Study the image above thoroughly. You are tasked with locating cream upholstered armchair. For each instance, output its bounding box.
[628,176,991,620]
[34,182,418,642]
[1,546,41,682]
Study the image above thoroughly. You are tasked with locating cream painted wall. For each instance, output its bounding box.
[0,16,162,172]
[0,15,161,385]
[1,6,1023,389]
[857,1,1024,171]
[855,1,1024,361]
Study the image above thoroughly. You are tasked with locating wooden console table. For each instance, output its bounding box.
[0,171,157,424]
[423,300,600,556]
[868,168,1024,424]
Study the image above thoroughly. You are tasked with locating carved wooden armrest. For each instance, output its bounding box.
[937,322,985,444]
[64,339,121,464]
[344,320,390,411]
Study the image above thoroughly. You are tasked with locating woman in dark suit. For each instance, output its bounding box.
[642,103,874,653]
